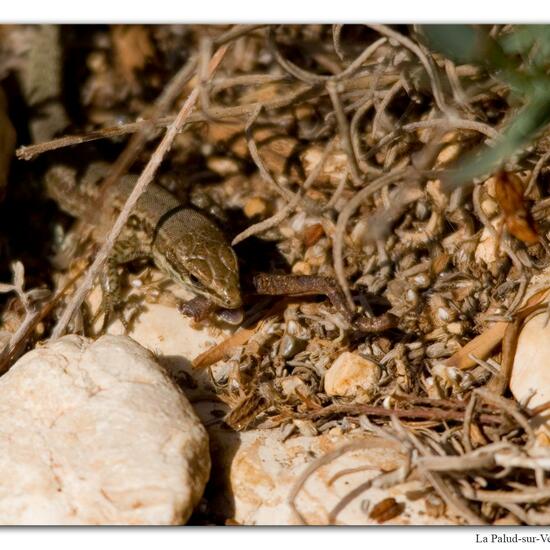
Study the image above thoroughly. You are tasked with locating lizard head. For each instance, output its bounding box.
[152,209,242,309]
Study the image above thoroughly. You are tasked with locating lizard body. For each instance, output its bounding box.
[45,163,242,316]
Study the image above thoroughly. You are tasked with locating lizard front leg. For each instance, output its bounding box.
[100,232,149,329]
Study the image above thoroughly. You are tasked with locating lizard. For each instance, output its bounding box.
[44,164,397,334]
[44,162,242,324]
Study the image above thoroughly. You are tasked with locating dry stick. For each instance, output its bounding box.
[444,59,473,113]
[0,266,86,374]
[365,117,498,164]
[210,73,290,95]
[393,395,483,410]
[327,464,379,485]
[502,504,542,526]
[475,389,536,446]
[425,469,487,525]
[339,37,387,81]
[332,24,346,62]
[16,123,153,160]
[326,81,363,187]
[268,26,386,86]
[418,452,498,472]
[233,200,297,247]
[332,169,409,311]
[462,394,477,453]
[368,24,452,117]
[287,441,377,525]
[50,45,229,339]
[325,168,349,210]
[529,400,550,417]
[245,104,298,202]
[401,118,499,140]
[17,25,264,162]
[350,97,379,174]
[231,137,336,246]
[198,38,217,122]
[462,486,550,504]
[18,74,400,161]
[395,420,488,525]
[0,311,42,371]
[309,79,392,142]
[525,149,550,196]
[292,402,500,425]
[16,96,297,161]
[97,27,254,198]
[357,117,499,180]
[95,55,199,204]
[371,77,404,138]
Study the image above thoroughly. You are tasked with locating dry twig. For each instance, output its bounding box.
[51,45,229,338]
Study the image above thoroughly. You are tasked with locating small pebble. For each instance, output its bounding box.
[303,223,324,247]
[324,351,381,399]
[244,197,268,218]
[292,261,312,276]
[435,143,461,166]
[446,321,463,335]
[207,156,239,176]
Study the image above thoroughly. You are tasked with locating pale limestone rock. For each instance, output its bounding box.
[324,351,380,399]
[202,424,461,525]
[510,313,550,410]
[0,334,210,525]
[76,277,459,525]
[510,313,550,446]
[85,280,233,385]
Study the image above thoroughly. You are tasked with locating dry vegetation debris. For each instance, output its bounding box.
[0,24,550,524]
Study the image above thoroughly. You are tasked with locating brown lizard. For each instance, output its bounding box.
[45,162,242,322]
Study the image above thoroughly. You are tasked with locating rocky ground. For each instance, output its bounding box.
[1,25,550,525]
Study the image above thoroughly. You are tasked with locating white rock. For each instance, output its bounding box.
[511,313,550,409]
[0,335,210,525]
[85,281,233,386]
[68,275,459,525]
[510,313,550,446]
[324,351,380,399]
[203,425,461,525]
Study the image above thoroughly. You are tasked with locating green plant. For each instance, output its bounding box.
[421,24,550,185]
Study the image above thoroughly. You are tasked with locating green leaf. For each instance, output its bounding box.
[419,25,510,70]
[446,93,550,188]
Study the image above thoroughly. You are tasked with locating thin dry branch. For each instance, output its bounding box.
[394,420,488,525]
[245,105,298,202]
[231,137,336,246]
[326,81,363,187]
[287,440,381,525]
[368,24,452,117]
[290,402,502,425]
[526,149,550,196]
[268,26,386,86]
[332,168,410,310]
[0,265,86,374]
[50,44,229,338]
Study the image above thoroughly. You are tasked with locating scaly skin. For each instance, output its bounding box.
[45,163,242,316]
